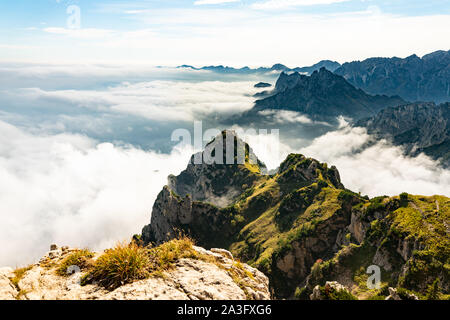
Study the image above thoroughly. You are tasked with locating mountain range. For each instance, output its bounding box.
[249,68,406,121]
[141,131,450,300]
[335,50,450,103]
[179,60,341,75]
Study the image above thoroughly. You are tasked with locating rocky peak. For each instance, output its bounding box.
[168,130,267,208]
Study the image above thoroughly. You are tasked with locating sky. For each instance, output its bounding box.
[0,0,449,66]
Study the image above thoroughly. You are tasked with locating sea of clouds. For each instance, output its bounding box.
[0,63,448,267]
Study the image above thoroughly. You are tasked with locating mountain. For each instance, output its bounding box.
[249,68,406,121]
[178,60,341,75]
[0,241,270,300]
[254,82,272,88]
[334,50,450,103]
[141,131,449,300]
[356,102,450,167]
[294,60,341,74]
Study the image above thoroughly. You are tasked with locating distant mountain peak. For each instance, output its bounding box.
[251,69,405,121]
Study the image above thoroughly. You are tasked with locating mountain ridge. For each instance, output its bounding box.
[141,131,450,299]
[248,68,406,121]
[335,50,450,103]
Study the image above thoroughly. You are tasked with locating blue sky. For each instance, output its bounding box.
[0,0,450,66]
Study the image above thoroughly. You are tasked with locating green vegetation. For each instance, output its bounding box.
[317,284,358,300]
[81,242,152,289]
[57,249,94,276]
[425,279,442,300]
[82,237,200,289]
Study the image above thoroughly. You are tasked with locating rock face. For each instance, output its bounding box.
[141,133,450,299]
[251,68,405,121]
[356,102,450,167]
[334,50,450,103]
[0,268,17,300]
[0,245,270,301]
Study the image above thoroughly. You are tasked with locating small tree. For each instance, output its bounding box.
[400,192,409,207]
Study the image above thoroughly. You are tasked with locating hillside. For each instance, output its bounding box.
[334,50,450,103]
[141,131,450,299]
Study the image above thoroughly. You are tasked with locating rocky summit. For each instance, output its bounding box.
[141,132,450,300]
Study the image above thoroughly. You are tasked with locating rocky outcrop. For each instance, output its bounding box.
[385,287,419,300]
[310,281,353,300]
[167,130,267,208]
[0,245,270,301]
[335,50,450,103]
[251,68,405,121]
[0,268,17,300]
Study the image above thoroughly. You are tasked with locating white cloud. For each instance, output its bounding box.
[0,120,194,267]
[43,27,114,39]
[4,79,259,122]
[252,0,350,10]
[194,0,240,5]
[236,120,450,198]
[298,125,450,197]
[258,109,332,126]
[3,6,450,67]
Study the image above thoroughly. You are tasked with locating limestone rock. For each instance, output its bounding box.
[310,281,351,300]
[0,267,17,300]
[385,287,419,300]
[0,245,270,301]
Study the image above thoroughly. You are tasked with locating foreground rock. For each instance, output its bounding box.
[0,245,270,300]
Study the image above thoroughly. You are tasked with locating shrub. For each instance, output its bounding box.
[147,236,197,271]
[400,192,409,207]
[81,242,151,289]
[57,249,94,276]
[319,285,357,300]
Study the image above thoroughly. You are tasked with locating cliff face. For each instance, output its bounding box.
[334,50,450,103]
[356,102,450,167]
[141,132,450,300]
[0,243,270,301]
[251,68,405,121]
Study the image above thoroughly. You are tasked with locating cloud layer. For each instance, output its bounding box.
[0,120,193,267]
